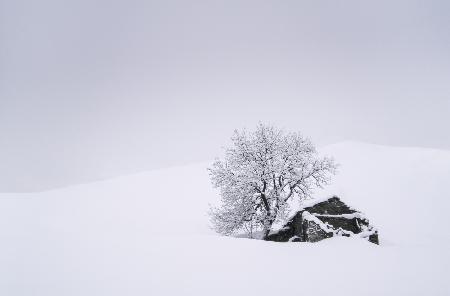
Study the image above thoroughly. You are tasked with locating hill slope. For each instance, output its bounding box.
[1,142,449,295]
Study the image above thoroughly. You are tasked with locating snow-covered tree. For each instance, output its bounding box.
[208,123,337,240]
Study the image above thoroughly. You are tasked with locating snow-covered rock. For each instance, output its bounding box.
[268,196,378,244]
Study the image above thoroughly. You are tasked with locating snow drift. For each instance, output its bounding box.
[0,142,449,295]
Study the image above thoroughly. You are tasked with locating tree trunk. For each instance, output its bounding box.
[262,220,274,240]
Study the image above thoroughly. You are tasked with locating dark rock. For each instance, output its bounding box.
[316,216,361,233]
[267,196,379,245]
[304,196,356,215]
[302,219,333,242]
[369,232,379,245]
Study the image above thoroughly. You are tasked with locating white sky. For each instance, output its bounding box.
[1,0,449,192]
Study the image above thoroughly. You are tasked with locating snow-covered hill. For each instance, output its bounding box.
[1,142,449,295]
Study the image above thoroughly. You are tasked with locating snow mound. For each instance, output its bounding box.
[0,142,449,295]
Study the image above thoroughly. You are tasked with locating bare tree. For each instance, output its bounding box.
[209,123,337,240]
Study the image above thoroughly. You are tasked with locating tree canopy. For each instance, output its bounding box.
[209,123,337,239]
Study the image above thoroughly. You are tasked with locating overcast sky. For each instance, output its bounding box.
[1,0,449,192]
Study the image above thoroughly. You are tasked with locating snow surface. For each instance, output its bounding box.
[1,142,449,295]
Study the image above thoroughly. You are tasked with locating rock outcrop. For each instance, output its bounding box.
[267,196,379,244]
